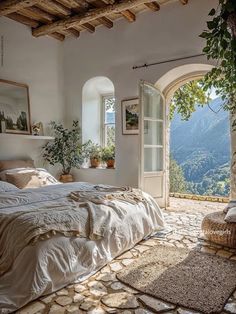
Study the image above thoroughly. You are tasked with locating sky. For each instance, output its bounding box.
[209,87,218,100]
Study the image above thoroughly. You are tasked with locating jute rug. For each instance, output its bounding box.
[117,245,236,314]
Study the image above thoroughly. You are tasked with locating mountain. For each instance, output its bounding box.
[170,97,230,196]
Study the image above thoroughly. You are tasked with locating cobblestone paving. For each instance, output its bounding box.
[17,199,236,314]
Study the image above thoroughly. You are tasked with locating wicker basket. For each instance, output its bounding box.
[201,211,236,249]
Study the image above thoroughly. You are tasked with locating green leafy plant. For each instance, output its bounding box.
[200,0,236,111]
[85,141,103,168]
[101,145,115,162]
[86,141,102,160]
[43,120,88,175]
[171,1,236,121]
[170,80,211,120]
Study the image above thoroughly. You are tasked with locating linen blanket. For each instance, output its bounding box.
[70,186,149,239]
[0,185,149,276]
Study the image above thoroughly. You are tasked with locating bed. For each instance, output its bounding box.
[0,178,164,313]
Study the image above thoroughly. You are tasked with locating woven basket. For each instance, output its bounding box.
[201,211,236,249]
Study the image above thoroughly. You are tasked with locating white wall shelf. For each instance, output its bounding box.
[0,134,54,140]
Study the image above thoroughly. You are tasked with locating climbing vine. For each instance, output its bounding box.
[200,0,236,112]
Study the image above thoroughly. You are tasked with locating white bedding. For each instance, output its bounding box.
[0,182,165,313]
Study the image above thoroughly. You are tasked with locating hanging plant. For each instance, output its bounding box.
[200,0,236,112]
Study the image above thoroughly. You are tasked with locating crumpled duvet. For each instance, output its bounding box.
[0,182,165,313]
[0,185,155,276]
[0,202,88,276]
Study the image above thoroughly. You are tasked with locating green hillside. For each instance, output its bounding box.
[170,97,230,196]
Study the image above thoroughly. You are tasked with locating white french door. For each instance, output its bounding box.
[139,80,167,208]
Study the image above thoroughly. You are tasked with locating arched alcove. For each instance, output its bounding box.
[82,76,115,145]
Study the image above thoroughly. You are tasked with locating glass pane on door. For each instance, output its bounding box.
[144,120,163,146]
[144,147,163,172]
[143,84,163,119]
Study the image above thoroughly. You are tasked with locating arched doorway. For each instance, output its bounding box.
[139,64,215,208]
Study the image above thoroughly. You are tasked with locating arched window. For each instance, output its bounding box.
[82,77,115,147]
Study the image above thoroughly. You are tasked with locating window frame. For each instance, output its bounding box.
[101,94,115,147]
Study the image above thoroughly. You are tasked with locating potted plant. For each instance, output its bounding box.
[43,120,87,182]
[86,142,102,168]
[101,145,115,169]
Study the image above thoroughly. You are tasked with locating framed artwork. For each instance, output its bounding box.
[0,79,31,135]
[122,98,139,135]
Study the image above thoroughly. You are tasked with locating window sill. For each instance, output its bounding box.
[80,167,116,170]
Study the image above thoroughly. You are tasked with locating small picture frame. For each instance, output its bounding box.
[122,98,139,135]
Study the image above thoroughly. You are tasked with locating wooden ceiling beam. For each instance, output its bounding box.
[145,2,160,11]
[20,6,55,22]
[33,0,158,37]
[99,0,115,3]
[49,32,65,41]
[61,0,113,29]
[56,0,87,8]
[0,0,43,16]
[41,1,97,35]
[67,28,80,37]
[7,9,65,41]
[7,11,65,41]
[61,28,80,37]
[100,0,135,23]
[56,1,99,33]
[97,16,113,28]
[7,12,39,27]
[86,1,113,28]
[121,10,136,22]
[81,23,96,33]
[39,0,71,16]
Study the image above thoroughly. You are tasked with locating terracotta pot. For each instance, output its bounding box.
[90,158,100,168]
[60,174,73,183]
[106,159,115,169]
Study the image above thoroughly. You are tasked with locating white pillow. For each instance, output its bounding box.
[0,181,19,192]
[35,168,60,185]
[1,168,60,189]
[225,207,236,223]
[0,167,36,181]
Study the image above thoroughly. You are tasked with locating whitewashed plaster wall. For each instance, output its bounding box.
[0,18,64,176]
[63,0,217,186]
[0,0,219,184]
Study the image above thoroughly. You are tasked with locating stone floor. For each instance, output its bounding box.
[17,198,236,314]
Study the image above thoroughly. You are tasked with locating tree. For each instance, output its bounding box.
[16,112,27,131]
[169,156,187,193]
[170,79,211,121]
